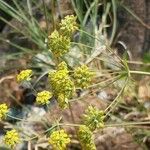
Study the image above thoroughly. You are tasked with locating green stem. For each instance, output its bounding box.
[26,125,57,141]
[110,0,117,45]
[130,70,150,76]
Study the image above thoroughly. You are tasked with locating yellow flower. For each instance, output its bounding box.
[36,90,52,105]
[48,30,71,57]
[60,15,78,37]
[49,62,74,108]
[17,69,32,83]
[48,129,70,150]
[4,129,20,148]
[77,125,96,150]
[73,65,94,89]
[0,103,9,121]
[83,106,105,131]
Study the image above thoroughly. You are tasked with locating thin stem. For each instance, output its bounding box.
[59,123,82,127]
[106,121,150,127]
[27,0,34,25]
[78,29,125,69]
[94,71,121,77]
[83,53,122,69]
[88,74,121,88]
[71,42,94,49]
[69,75,121,103]
[121,4,150,29]
[26,125,57,141]
[127,60,150,66]
[104,77,128,116]
[130,70,150,76]
[7,114,27,122]
[7,114,39,122]
[23,120,150,142]
[110,0,117,45]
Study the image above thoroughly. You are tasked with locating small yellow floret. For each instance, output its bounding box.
[49,62,74,108]
[83,106,105,131]
[0,103,9,121]
[36,90,52,105]
[17,69,32,82]
[48,129,70,150]
[4,129,20,148]
[78,125,96,150]
[48,30,71,57]
[74,65,94,89]
[60,15,78,37]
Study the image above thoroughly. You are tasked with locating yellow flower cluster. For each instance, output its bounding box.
[17,69,32,83]
[0,103,8,121]
[48,30,71,57]
[60,15,78,37]
[49,62,74,108]
[78,125,96,150]
[74,65,94,88]
[48,129,70,150]
[4,129,20,148]
[48,15,78,57]
[83,106,105,131]
[36,90,53,105]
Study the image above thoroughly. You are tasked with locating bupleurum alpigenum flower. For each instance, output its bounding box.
[78,125,96,150]
[0,103,9,121]
[83,106,105,131]
[48,30,71,57]
[4,129,20,148]
[48,129,70,150]
[59,15,78,37]
[73,65,94,89]
[49,62,74,108]
[36,90,53,105]
[17,69,32,83]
